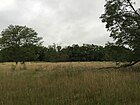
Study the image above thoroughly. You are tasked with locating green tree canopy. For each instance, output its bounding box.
[100,0,140,63]
[0,25,43,63]
[0,25,43,49]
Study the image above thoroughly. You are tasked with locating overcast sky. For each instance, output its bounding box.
[0,0,139,46]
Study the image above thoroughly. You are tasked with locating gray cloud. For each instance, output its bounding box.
[0,0,139,46]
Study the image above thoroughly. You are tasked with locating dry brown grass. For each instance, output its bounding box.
[0,61,117,71]
[0,62,140,105]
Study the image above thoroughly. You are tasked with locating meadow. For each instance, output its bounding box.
[0,62,140,105]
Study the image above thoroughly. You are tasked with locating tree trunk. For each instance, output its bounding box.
[121,59,140,67]
[16,62,18,65]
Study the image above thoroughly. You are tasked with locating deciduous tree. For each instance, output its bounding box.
[0,25,43,64]
[100,0,140,65]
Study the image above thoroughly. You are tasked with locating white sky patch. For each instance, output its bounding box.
[0,0,139,46]
[0,0,15,10]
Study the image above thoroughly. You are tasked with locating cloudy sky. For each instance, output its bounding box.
[0,0,140,46]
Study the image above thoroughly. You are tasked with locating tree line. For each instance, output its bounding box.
[0,0,139,65]
[0,42,134,62]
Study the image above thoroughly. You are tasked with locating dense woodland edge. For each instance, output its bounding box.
[0,43,137,63]
[0,0,140,66]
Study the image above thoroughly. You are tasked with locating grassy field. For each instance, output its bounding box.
[0,62,140,105]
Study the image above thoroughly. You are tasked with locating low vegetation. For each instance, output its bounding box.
[0,0,139,104]
[0,62,140,105]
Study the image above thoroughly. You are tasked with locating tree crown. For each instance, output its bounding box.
[0,25,43,49]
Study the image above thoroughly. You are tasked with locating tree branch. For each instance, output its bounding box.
[126,0,140,17]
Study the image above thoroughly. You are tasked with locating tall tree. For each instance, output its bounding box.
[0,25,43,63]
[100,0,140,65]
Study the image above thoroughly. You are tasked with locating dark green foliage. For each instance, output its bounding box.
[0,25,43,63]
[0,45,42,62]
[104,42,133,61]
[44,44,69,62]
[63,44,105,61]
[32,43,132,62]
[100,0,140,62]
[0,42,133,62]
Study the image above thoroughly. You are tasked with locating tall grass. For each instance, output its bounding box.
[0,62,140,105]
